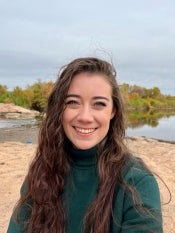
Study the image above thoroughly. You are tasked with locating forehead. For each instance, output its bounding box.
[68,72,112,96]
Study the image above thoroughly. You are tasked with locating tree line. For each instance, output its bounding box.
[0,80,54,112]
[0,81,175,112]
[120,83,175,110]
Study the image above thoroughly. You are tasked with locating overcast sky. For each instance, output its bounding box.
[0,0,175,95]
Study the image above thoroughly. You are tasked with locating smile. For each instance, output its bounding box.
[75,127,96,134]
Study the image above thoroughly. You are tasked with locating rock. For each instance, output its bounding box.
[0,103,40,119]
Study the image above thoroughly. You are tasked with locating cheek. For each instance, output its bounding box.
[103,109,114,122]
[99,114,112,130]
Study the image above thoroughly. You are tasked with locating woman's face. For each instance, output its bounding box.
[62,72,115,150]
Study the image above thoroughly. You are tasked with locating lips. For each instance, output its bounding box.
[74,127,96,134]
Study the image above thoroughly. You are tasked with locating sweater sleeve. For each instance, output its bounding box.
[7,217,23,233]
[7,182,30,233]
[120,172,163,233]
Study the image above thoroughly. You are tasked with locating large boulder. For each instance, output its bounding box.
[0,103,40,119]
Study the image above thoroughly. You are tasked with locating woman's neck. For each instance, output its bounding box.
[69,146,98,168]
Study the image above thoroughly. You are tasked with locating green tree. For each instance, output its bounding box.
[11,86,29,107]
[27,80,54,111]
[0,84,7,96]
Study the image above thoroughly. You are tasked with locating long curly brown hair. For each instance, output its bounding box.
[14,57,152,233]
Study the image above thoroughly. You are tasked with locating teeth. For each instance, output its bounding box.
[76,127,95,134]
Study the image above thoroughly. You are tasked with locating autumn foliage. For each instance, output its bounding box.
[0,81,175,112]
[0,80,54,112]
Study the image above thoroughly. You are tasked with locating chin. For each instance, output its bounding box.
[74,143,96,150]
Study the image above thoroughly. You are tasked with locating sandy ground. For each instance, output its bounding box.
[0,128,175,233]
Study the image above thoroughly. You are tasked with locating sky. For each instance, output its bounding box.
[0,0,175,95]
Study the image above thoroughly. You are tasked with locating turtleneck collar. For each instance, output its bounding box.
[69,146,98,168]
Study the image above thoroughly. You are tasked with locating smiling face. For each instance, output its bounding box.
[62,72,115,150]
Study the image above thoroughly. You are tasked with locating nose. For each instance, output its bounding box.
[76,106,93,123]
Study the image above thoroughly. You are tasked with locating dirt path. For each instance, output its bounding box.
[0,137,175,232]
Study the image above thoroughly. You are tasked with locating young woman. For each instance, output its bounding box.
[7,57,163,233]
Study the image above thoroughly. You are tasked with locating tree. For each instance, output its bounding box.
[11,86,29,107]
[27,80,54,111]
[0,84,7,96]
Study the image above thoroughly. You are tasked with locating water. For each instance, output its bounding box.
[126,115,175,142]
[0,114,174,142]
[0,118,38,128]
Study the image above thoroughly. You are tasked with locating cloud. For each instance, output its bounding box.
[0,0,174,94]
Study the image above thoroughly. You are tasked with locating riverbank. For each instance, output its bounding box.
[0,131,175,232]
[0,126,39,143]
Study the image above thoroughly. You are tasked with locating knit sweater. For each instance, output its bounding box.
[7,147,163,233]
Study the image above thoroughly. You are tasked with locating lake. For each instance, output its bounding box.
[0,118,38,128]
[0,113,175,142]
[126,115,175,142]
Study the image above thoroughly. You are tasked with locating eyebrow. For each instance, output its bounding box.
[66,94,110,101]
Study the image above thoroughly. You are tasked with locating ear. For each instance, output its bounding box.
[110,107,116,119]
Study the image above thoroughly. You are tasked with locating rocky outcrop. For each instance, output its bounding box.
[0,103,40,119]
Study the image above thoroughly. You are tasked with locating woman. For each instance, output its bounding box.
[7,57,163,233]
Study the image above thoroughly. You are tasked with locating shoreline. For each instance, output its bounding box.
[0,126,39,144]
[125,135,175,145]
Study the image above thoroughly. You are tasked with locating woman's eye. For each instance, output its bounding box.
[94,102,106,107]
[65,100,79,106]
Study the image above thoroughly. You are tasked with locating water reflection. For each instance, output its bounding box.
[125,110,175,129]
[126,110,175,142]
[0,110,174,142]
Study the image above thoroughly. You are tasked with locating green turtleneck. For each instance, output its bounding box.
[7,146,163,233]
[63,146,98,233]
[63,147,162,233]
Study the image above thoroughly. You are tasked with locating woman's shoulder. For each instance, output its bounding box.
[120,154,161,212]
[122,154,156,185]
